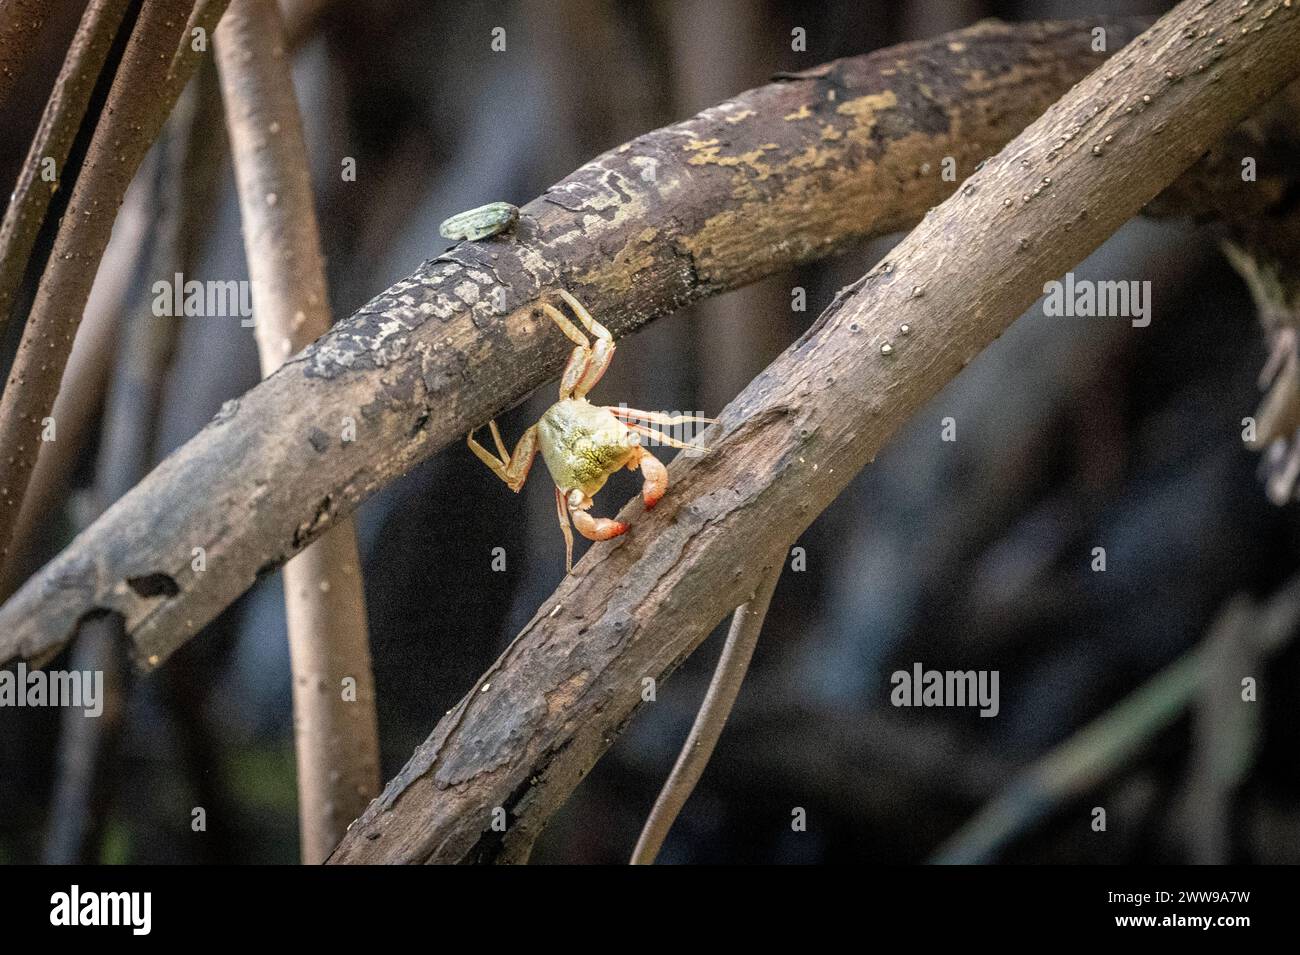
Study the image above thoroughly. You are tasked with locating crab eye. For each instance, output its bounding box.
[626,430,641,446]
[567,489,584,508]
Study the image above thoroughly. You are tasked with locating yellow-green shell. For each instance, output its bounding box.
[537,399,634,495]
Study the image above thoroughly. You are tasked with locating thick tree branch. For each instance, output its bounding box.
[215,0,378,865]
[0,0,229,575]
[0,16,1166,669]
[326,0,1300,864]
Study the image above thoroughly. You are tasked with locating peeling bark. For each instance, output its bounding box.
[324,0,1300,864]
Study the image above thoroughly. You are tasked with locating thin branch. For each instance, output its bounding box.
[0,172,145,599]
[0,0,229,578]
[39,74,218,862]
[1,59,233,600]
[0,0,131,341]
[215,0,378,864]
[325,0,1300,864]
[0,17,1178,669]
[630,561,782,865]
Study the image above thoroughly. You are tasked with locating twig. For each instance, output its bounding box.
[215,0,378,864]
[630,561,782,864]
[0,17,1194,669]
[0,0,131,341]
[0,0,228,578]
[325,0,1300,863]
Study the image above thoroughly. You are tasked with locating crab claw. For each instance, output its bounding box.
[635,447,667,509]
[571,509,630,541]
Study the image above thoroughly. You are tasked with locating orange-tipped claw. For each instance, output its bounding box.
[637,448,667,509]
[572,510,629,542]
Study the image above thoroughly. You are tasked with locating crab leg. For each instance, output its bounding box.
[543,291,616,399]
[623,421,709,453]
[554,486,575,572]
[607,408,716,427]
[557,291,617,399]
[467,422,539,492]
[487,418,510,460]
[556,488,629,573]
[611,407,713,453]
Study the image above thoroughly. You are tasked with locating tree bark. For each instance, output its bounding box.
[325,0,1300,864]
[0,0,54,112]
[0,16,1187,669]
[214,0,379,864]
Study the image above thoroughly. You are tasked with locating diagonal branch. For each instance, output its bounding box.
[325,0,1300,864]
[0,16,1202,670]
[0,0,132,342]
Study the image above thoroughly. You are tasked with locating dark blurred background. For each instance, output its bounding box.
[2,0,1299,864]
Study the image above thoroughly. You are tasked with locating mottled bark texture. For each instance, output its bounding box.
[215,0,379,865]
[326,0,1300,863]
[0,16,1161,669]
[0,0,229,574]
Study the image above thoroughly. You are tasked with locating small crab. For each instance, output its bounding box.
[468,291,712,572]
